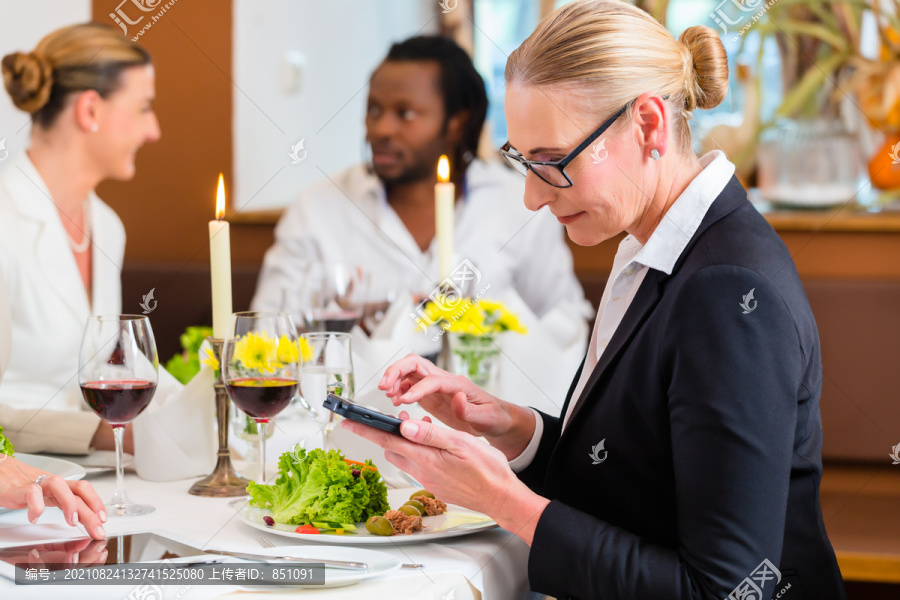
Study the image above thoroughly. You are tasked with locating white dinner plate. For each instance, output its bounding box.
[0,453,86,514]
[223,545,402,588]
[41,450,133,475]
[239,488,497,545]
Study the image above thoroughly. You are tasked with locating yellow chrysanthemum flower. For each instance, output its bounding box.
[298,337,314,362]
[430,295,468,321]
[201,347,220,370]
[476,298,504,313]
[234,331,278,374]
[276,334,300,365]
[418,295,526,338]
[498,311,527,334]
[447,301,484,335]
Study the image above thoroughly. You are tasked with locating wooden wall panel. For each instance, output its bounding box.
[91,0,237,264]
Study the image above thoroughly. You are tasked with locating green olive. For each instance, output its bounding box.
[397,505,421,517]
[365,516,393,536]
[404,500,425,513]
[410,489,435,500]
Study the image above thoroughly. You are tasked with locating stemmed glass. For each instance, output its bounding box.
[78,315,158,517]
[222,311,301,484]
[361,275,404,334]
[305,262,367,333]
[300,332,355,428]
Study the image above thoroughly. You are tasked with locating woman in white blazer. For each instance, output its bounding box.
[0,23,160,455]
[0,272,107,539]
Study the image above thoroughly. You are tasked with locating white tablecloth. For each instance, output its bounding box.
[0,418,532,600]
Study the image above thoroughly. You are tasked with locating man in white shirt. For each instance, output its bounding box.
[251,36,590,325]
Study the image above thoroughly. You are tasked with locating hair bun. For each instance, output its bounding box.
[677,25,728,111]
[1,51,54,114]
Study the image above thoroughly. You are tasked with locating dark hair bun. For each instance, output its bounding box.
[2,51,54,114]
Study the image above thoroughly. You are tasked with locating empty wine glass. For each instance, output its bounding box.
[279,259,313,335]
[305,262,367,333]
[78,315,158,517]
[222,311,301,484]
[361,275,407,334]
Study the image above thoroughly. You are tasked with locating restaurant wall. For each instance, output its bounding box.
[87,0,269,350]
[0,0,92,165]
[90,0,260,266]
[231,0,437,213]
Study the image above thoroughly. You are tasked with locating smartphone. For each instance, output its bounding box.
[324,394,403,436]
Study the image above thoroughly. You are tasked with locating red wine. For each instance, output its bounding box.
[80,380,157,425]
[226,378,299,422]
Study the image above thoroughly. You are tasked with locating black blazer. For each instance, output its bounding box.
[519,175,846,600]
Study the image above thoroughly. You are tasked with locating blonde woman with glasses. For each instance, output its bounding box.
[343,1,846,598]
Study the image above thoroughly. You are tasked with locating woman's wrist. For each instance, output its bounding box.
[485,403,537,461]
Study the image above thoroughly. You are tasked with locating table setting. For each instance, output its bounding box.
[0,162,581,599]
[0,302,530,598]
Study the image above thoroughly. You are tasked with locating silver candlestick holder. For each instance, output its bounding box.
[188,337,249,497]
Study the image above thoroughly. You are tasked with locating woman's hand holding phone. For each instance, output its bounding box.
[377,353,537,461]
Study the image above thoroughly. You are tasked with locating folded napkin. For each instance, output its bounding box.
[492,289,588,417]
[132,365,217,481]
[351,294,442,399]
[0,279,9,379]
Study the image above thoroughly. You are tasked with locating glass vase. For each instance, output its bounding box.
[757,117,861,209]
[449,333,501,393]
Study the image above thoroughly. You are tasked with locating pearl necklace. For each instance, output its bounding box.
[68,198,92,254]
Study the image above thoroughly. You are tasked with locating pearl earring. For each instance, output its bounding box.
[650,148,660,161]
[90,123,99,132]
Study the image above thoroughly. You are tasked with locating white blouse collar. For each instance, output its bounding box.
[632,150,736,275]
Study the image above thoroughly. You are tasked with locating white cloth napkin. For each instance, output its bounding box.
[0,273,9,380]
[493,289,588,417]
[351,294,441,398]
[132,365,217,481]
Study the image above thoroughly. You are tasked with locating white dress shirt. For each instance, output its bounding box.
[510,150,736,471]
[251,159,593,322]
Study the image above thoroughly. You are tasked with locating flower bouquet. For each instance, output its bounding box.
[420,296,526,391]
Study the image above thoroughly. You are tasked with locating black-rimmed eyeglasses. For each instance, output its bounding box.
[500,95,667,188]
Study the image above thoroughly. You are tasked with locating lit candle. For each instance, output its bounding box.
[209,173,233,339]
[435,155,455,280]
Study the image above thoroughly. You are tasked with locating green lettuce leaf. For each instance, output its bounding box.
[0,425,14,457]
[248,446,388,526]
[361,459,389,519]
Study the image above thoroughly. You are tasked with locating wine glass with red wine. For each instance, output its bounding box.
[78,315,158,517]
[222,311,301,484]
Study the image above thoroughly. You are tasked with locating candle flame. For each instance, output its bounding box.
[437,155,450,183]
[215,173,225,220]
